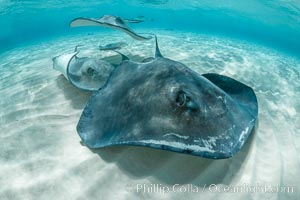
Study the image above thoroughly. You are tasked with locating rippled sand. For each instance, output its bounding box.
[0,30,299,200]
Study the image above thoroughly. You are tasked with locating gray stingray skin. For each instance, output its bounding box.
[77,56,258,159]
[67,54,115,91]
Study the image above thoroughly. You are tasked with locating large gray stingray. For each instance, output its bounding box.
[70,15,152,41]
[52,46,116,91]
[77,36,258,159]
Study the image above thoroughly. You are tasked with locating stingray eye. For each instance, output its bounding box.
[175,91,199,112]
[176,91,187,106]
[87,67,95,75]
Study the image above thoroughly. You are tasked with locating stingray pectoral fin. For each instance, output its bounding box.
[202,73,258,118]
[70,16,152,41]
[70,18,103,27]
[52,52,78,80]
[200,73,258,158]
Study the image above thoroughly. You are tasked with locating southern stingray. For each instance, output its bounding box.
[77,36,258,159]
[124,16,153,23]
[52,45,117,91]
[99,42,127,51]
[124,16,146,23]
[70,15,152,41]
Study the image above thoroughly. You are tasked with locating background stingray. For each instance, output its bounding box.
[124,16,154,23]
[134,0,169,5]
[70,15,152,41]
[77,36,258,159]
[52,46,115,91]
[99,42,127,51]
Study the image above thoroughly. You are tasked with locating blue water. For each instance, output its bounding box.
[1,0,300,58]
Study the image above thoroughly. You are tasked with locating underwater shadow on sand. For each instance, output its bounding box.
[92,122,258,187]
[55,75,91,110]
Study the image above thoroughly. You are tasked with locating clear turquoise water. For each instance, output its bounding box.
[1,0,300,57]
[0,1,300,200]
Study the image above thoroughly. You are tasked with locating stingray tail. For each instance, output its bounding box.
[74,45,83,52]
[154,35,163,58]
[112,50,129,61]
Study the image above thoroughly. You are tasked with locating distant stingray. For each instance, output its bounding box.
[124,16,150,23]
[99,42,127,51]
[70,15,152,41]
[137,0,169,5]
[77,36,258,159]
[52,45,115,91]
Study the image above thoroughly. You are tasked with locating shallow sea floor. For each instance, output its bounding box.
[0,30,299,200]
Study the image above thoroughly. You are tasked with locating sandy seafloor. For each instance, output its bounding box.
[0,30,299,200]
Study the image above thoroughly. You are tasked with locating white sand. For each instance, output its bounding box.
[0,30,299,200]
